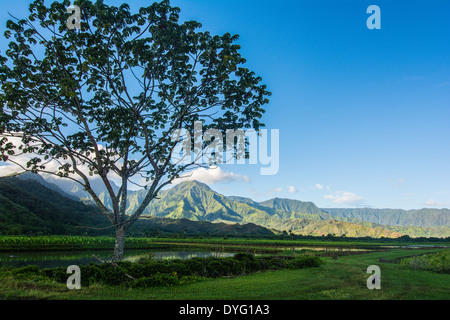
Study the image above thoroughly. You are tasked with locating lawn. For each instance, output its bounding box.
[1,248,448,300]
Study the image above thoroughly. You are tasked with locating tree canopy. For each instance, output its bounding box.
[0,0,270,260]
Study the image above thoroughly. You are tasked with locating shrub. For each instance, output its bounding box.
[184,257,207,276]
[400,251,449,273]
[12,265,40,275]
[36,254,322,288]
[234,253,255,261]
[11,265,42,280]
[288,256,322,269]
[131,272,179,288]
[42,267,66,283]
[206,259,229,277]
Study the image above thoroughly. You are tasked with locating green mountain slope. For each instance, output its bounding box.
[26,172,449,232]
[4,173,449,238]
[259,197,332,220]
[143,181,244,222]
[322,208,450,228]
[137,181,406,238]
[266,218,403,238]
[0,176,274,237]
[253,197,449,237]
[260,198,324,215]
[133,217,274,237]
[0,176,110,235]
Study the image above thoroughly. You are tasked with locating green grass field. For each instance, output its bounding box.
[0,239,448,300]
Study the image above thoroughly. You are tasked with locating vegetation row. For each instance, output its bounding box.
[1,235,449,252]
[400,250,450,274]
[6,253,323,288]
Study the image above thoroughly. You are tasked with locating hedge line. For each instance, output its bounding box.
[10,253,323,288]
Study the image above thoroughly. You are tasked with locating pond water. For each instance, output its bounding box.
[4,245,442,269]
[379,245,449,249]
[0,248,236,269]
[290,246,369,252]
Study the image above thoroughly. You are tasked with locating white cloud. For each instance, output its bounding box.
[324,191,365,206]
[175,166,250,185]
[423,199,446,208]
[1,140,248,189]
[287,186,298,193]
[304,183,324,191]
[1,136,253,192]
[0,164,23,177]
[0,136,122,186]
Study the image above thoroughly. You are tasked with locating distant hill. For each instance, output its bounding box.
[260,198,324,216]
[131,217,274,237]
[143,181,244,222]
[0,175,110,235]
[135,181,405,238]
[321,208,449,228]
[13,172,79,201]
[0,175,274,237]
[259,198,333,220]
[2,173,449,238]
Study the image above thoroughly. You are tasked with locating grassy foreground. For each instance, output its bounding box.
[0,248,448,300]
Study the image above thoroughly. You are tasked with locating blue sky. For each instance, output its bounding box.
[1,1,450,209]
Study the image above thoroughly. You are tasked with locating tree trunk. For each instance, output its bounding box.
[112,227,126,262]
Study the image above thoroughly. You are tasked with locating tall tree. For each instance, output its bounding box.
[0,0,270,261]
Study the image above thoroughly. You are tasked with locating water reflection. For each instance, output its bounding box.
[0,249,235,269]
[3,244,431,269]
[290,247,368,252]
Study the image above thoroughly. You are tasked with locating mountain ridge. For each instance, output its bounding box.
[2,173,449,238]
[0,175,274,237]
